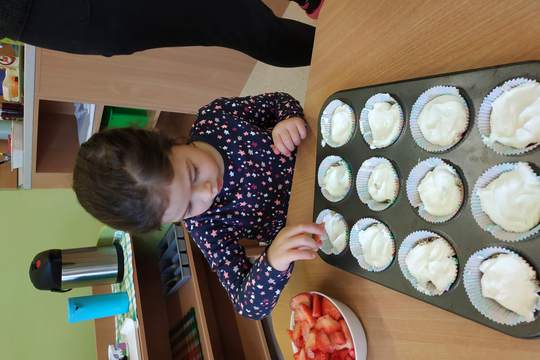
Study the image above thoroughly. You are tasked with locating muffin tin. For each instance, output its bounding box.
[313,61,540,338]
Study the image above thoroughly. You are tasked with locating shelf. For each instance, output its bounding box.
[35,100,79,173]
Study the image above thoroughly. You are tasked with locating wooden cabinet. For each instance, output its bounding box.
[30,45,258,188]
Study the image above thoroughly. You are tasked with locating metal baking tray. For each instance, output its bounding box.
[313,61,540,338]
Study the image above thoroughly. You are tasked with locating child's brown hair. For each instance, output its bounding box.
[73,128,176,233]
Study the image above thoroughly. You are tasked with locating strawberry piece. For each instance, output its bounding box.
[305,330,317,359]
[291,293,312,310]
[315,315,341,333]
[295,349,307,360]
[348,349,355,358]
[300,320,312,341]
[321,298,342,321]
[315,330,334,353]
[312,294,322,318]
[288,329,294,341]
[338,319,353,350]
[299,303,316,327]
[314,352,330,360]
[289,321,304,349]
[330,349,350,360]
[329,330,346,345]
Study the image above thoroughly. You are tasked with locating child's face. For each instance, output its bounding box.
[162,143,223,223]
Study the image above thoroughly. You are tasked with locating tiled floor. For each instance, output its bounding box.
[240,3,315,105]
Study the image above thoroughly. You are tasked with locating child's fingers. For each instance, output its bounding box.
[270,144,279,155]
[287,249,317,263]
[279,131,296,152]
[273,136,289,156]
[287,124,302,146]
[286,234,321,250]
[295,121,308,139]
[284,223,326,238]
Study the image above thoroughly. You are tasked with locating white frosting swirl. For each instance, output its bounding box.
[405,237,457,293]
[319,211,348,254]
[418,94,467,146]
[358,224,393,268]
[480,253,539,321]
[478,163,540,233]
[368,102,401,148]
[368,162,398,203]
[487,82,540,149]
[417,165,462,217]
[321,161,350,199]
[330,104,354,146]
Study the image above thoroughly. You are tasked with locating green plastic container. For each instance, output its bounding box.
[103,106,149,129]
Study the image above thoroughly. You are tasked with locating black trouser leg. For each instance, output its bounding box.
[19,0,315,67]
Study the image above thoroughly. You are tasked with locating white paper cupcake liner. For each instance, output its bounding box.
[356,157,399,212]
[359,93,404,149]
[477,77,540,156]
[315,209,349,255]
[406,158,464,223]
[320,99,356,148]
[349,218,395,272]
[410,86,469,153]
[464,247,540,325]
[471,162,540,242]
[398,231,458,296]
[317,156,353,202]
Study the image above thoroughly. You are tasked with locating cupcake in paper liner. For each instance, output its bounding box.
[356,157,399,211]
[406,158,464,223]
[320,99,356,148]
[317,156,353,202]
[410,86,469,152]
[315,209,349,255]
[471,162,540,242]
[477,77,540,156]
[398,231,458,296]
[349,218,395,272]
[359,93,404,149]
[464,247,540,325]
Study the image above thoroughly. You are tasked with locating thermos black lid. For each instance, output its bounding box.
[28,249,64,292]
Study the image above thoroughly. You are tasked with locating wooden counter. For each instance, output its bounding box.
[271,1,540,359]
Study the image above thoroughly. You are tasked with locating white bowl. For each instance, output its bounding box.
[289,291,368,360]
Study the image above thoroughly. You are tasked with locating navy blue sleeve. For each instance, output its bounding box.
[199,92,305,129]
[186,219,292,320]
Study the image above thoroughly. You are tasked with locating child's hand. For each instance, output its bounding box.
[271,117,308,157]
[267,223,325,271]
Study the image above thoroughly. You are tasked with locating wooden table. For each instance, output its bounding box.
[271,1,540,359]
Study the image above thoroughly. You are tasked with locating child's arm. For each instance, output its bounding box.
[199,92,305,130]
[187,222,323,320]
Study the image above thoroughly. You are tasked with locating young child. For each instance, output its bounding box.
[73,92,324,320]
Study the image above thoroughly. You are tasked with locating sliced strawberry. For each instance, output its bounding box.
[348,349,355,358]
[321,298,342,321]
[315,330,334,353]
[295,348,307,360]
[290,321,304,349]
[291,293,312,310]
[312,294,322,318]
[338,319,353,350]
[299,303,316,327]
[329,330,346,346]
[313,351,330,360]
[305,330,317,359]
[330,349,350,360]
[300,320,312,341]
[315,315,341,333]
[288,329,294,342]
